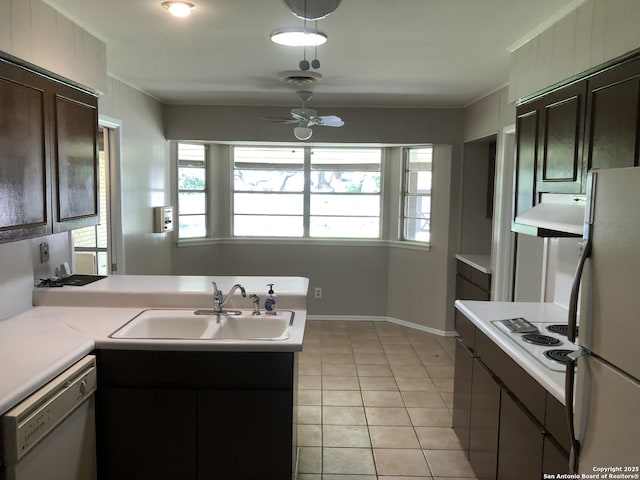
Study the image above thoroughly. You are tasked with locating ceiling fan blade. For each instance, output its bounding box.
[261,116,298,124]
[317,115,344,127]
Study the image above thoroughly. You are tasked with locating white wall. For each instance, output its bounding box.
[0,0,107,93]
[509,0,640,102]
[98,78,172,275]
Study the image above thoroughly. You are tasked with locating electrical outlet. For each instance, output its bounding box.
[40,242,49,263]
[314,287,322,299]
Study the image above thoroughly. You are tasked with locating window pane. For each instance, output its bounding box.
[234,147,304,166]
[404,218,430,242]
[310,216,379,238]
[311,194,380,216]
[234,193,303,215]
[178,143,206,164]
[402,147,433,243]
[74,226,97,248]
[234,170,304,192]
[178,167,205,190]
[179,215,207,238]
[234,215,303,237]
[406,171,432,194]
[310,171,380,193]
[179,192,206,215]
[311,148,381,169]
[404,195,431,217]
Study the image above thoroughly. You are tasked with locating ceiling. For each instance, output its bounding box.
[43,0,580,108]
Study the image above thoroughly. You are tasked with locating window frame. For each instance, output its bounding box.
[232,146,383,239]
[177,142,208,239]
[401,146,433,245]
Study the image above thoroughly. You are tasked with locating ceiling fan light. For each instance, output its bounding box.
[161,1,196,17]
[294,126,313,140]
[271,29,327,47]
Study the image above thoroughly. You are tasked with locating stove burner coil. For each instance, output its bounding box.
[546,324,578,336]
[544,349,574,364]
[521,334,562,346]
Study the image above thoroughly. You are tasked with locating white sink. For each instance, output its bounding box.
[110,310,219,339]
[110,309,293,340]
[214,313,291,340]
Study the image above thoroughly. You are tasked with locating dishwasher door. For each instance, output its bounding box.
[1,355,97,480]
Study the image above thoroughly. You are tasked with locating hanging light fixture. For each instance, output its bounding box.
[161,1,196,17]
[294,124,313,140]
[282,0,342,20]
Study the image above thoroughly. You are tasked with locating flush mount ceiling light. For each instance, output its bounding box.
[161,1,196,17]
[271,28,327,47]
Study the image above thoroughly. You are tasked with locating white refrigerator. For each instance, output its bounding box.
[566,167,640,474]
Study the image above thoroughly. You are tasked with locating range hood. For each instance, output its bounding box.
[512,193,586,237]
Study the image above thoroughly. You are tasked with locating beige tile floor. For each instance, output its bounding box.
[296,319,477,480]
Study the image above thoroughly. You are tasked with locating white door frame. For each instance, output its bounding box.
[99,114,126,274]
[492,124,516,301]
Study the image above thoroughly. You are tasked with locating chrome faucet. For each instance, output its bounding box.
[211,281,246,313]
[250,294,261,315]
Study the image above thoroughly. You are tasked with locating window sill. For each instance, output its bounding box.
[177,237,431,251]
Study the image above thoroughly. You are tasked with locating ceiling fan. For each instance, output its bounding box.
[263,90,344,140]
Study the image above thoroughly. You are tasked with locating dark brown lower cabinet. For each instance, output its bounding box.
[198,389,293,480]
[469,359,501,480]
[452,337,474,456]
[542,436,571,475]
[453,310,571,480]
[497,392,544,479]
[99,388,197,480]
[96,350,297,480]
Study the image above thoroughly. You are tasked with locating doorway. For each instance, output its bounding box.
[72,117,124,274]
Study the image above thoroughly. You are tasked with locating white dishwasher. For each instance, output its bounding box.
[0,355,97,480]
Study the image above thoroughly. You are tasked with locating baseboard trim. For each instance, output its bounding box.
[306,314,457,337]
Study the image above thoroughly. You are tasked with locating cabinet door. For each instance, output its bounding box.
[543,436,570,475]
[97,388,197,480]
[469,359,501,480]
[584,56,640,175]
[198,389,293,480]
[537,82,586,194]
[51,87,99,232]
[497,391,544,480]
[452,337,474,457]
[0,62,51,242]
[515,103,539,217]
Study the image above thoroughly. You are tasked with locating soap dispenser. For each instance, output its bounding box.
[265,283,277,315]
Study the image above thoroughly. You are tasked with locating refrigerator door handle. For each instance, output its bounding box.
[569,169,596,343]
[568,235,591,343]
[565,349,584,474]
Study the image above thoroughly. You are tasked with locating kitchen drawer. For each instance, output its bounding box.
[545,393,570,452]
[470,268,491,292]
[455,310,476,349]
[474,329,546,423]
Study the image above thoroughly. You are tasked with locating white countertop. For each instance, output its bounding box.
[1,275,308,416]
[33,275,309,309]
[455,253,491,274]
[455,299,569,404]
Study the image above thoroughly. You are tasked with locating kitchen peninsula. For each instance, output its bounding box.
[2,275,308,480]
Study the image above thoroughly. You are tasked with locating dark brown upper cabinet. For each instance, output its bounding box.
[515,103,539,217]
[583,55,640,177]
[536,81,586,195]
[0,60,51,242]
[52,88,99,233]
[514,52,640,223]
[0,54,98,243]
